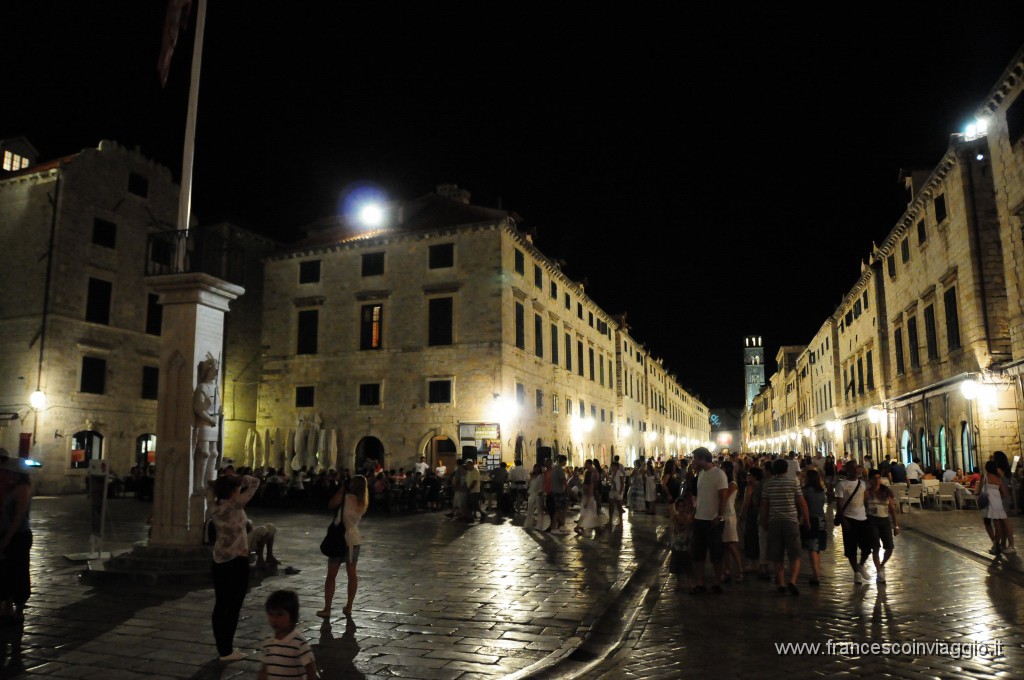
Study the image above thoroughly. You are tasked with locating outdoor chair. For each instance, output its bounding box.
[960,487,981,510]
[935,482,958,510]
[902,483,923,511]
[890,484,908,513]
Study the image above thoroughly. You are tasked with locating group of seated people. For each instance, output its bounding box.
[370,467,447,512]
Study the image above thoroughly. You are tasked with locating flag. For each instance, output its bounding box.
[158,0,193,88]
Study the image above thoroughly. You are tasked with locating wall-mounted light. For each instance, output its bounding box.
[30,390,47,411]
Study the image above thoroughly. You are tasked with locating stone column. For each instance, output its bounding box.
[148,273,244,546]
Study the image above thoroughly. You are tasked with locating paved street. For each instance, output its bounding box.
[0,495,1022,679]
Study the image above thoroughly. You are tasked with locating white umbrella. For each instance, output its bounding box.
[263,428,271,468]
[244,429,254,467]
[274,427,284,471]
[253,432,263,471]
[306,424,319,470]
[317,429,327,471]
[328,429,338,471]
[291,427,303,471]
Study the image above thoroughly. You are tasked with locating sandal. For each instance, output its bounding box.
[342,606,352,617]
[315,609,331,618]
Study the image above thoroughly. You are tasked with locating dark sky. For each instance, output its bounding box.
[5,2,1024,408]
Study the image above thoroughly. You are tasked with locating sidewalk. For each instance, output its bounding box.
[1,496,667,679]
[898,503,1024,577]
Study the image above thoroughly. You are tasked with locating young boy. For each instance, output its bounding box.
[669,495,695,592]
[259,590,319,680]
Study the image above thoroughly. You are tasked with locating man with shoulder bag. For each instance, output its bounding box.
[835,463,872,584]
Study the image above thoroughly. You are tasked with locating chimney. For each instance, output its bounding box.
[436,183,471,204]
[901,169,931,203]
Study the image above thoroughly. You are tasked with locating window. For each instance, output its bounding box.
[894,327,905,375]
[536,389,544,412]
[359,383,381,406]
[866,350,874,390]
[588,311,594,327]
[577,302,583,320]
[428,297,453,346]
[566,398,573,416]
[514,249,525,275]
[141,366,159,400]
[552,395,560,414]
[360,304,383,350]
[917,219,927,245]
[853,299,862,318]
[145,293,162,335]
[70,430,103,470]
[924,304,938,361]
[591,404,597,419]
[428,380,452,404]
[86,277,112,324]
[565,333,572,372]
[901,238,910,264]
[534,313,543,357]
[550,281,557,299]
[516,382,526,407]
[599,354,605,386]
[1008,91,1024,146]
[601,409,606,422]
[887,254,896,278]
[577,340,584,376]
[863,291,869,310]
[579,400,585,418]
[92,218,117,248]
[944,286,961,351]
[362,252,384,276]
[564,292,570,310]
[856,357,864,395]
[297,309,319,354]
[81,356,106,394]
[429,243,454,269]
[589,347,595,381]
[299,260,321,283]
[514,302,525,349]
[551,324,559,364]
[2,150,29,171]
[127,172,149,198]
[295,386,315,408]
[934,194,947,224]
[907,316,920,369]
[534,264,543,289]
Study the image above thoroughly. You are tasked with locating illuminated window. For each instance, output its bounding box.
[360,304,383,350]
[2,150,28,171]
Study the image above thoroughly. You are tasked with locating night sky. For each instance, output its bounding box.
[5,2,1024,408]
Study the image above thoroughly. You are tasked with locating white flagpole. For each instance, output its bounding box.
[177,0,207,235]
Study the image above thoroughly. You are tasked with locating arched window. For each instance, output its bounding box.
[919,428,929,469]
[961,421,975,472]
[901,429,911,464]
[71,430,104,470]
[936,426,947,471]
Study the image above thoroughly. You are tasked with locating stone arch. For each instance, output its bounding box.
[354,435,386,476]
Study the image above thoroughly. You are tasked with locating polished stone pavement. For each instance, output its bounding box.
[0,494,1021,679]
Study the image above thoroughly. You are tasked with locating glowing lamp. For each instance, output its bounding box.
[30,390,47,411]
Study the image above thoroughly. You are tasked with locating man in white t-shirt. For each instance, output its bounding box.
[835,463,872,584]
[785,451,799,481]
[435,462,447,479]
[691,447,729,593]
[905,457,924,484]
[414,455,430,477]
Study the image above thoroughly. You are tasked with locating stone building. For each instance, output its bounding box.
[743,45,1024,468]
[0,140,273,493]
[256,185,709,474]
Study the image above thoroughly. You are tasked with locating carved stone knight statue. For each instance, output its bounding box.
[193,354,221,491]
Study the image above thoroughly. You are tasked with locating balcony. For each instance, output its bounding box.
[146,227,245,287]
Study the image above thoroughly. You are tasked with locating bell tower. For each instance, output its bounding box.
[744,335,765,408]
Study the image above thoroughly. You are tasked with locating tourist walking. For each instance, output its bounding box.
[690,448,728,594]
[627,460,646,513]
[523,463,546,530]
[982,460,1013,555]
[865,469,899,583]
[801,468,827,586]
[606,461,625,526]
[317,475,368,619]
[0,454,35,624]
[739,466,764,579]
[575,469,601,535]
[760,459,809,595]
[208,473,261,662]
[835,463,872,584]
[645,459,658,515]
[720,461,743,582]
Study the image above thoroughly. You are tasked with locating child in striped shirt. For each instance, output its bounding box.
[259,590,319,680]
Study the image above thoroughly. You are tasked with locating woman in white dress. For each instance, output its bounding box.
[644,459,658,515]
[983,460,1011,555]
[575,469,601,535]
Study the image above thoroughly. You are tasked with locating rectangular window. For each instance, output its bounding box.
[81,356,106,394]
[536,389,544,412]
[866,350,874,390]
[856,357,864,395]
[141,366,159,400]
[534,264,543,289]
[514,249,525,275]
[428,380,452,404]
[359,304,383,350]
[429,243,454,269]
[564,292,570,310]
[901,238,910,264]
[907,316,920,369]
[359,383,381,406]
[567,398,573,416]
[515,302,525,349]
[428,297,454,346]
[145,293,162,336]
[297,309,319,354]
[127,172,149,197]
[362,252,385,276]
[944,286,961,351]
[924,304,938,361]
[86,277,112,325]
[577,302,583,320]
[863,291,869,310]
[601,409,606,422]
[516,382,526,407]
[589,347,595,381]
[299,260,321,283]
[894,326,905,375]
[934,194,947,224]
[599,354,605,385]
[1008,91,1024,146]
[565,333,572,372]
[577,341,584,376]
[295,386,315,408]
[588,311,594,328]
[591,404,597,419]
[552,395,560,414]
[92,218,117,248]
[551,324,559,364]
[550,281,557,300]
[534,313,543,357]
[853,299,862,318]
[579,400,585,418]
[887,254,896,278]
[917,219,927,245]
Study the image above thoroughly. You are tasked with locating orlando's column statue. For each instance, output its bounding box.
[193,353,222,491]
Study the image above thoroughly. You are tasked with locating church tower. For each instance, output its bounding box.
[744,335,765,408]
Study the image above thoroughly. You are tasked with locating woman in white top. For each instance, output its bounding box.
[606,461,625,527]
[575,469,602,535]
[317,475,368,619]
[835,463,872,584]
[524,464,546,530]
[982,460,1011,555]
[644,460,658,515]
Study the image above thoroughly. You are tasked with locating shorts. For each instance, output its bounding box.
[546,493,568,514]
[869,516,894,551]
[722,515,738,543]
[767,519,801,562]
[669,549,693,575]
[801,527,827,552]
[691,519,723,563]
[328,544,360,566]
[841,517,873,561]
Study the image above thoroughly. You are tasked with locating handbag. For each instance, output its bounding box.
[319,506,348,558]
[977,479,990,509]
[834,480,861,526]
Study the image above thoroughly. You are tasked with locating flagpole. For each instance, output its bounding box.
[177,0,206,235]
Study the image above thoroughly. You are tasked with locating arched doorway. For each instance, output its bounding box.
[936,426,947,471]
[424,435,457,478]
[961,421,975,472]
[355,436,385,476]
[71,430,103,470]
[900,429,911,464]
[136,433,157,469]
[919,428,929,469]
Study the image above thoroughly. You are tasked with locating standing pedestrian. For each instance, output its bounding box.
[720,461,743,582]
[0,455,36,624]
[669,495,695,592]
[606,461,625,526]
[574,469,601,536]
[690,448,728,594]
[836,463,872,585]
[739,466,764,579]
[209,473,261,662]
[524,463,546,530]
[260,590,319,680]
[645,459,658,515]
[760,459,809,595]
[627,459,646,514]
[865,469,899,583]
[660,459,681,503]
[317,475,368,619]
[801,468,827,586]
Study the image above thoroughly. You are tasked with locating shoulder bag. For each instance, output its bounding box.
[833,479,861,526]
[319,494,348,558]
[977,478,989,509]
